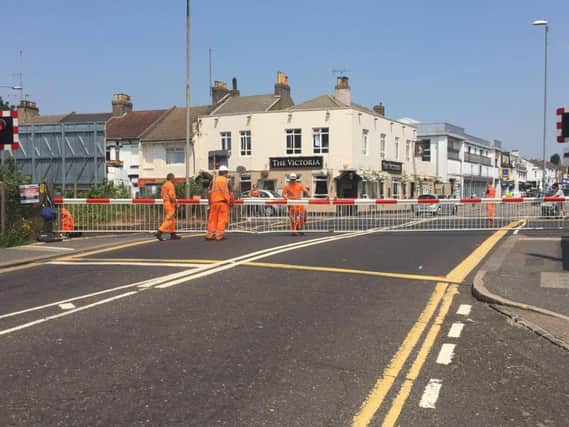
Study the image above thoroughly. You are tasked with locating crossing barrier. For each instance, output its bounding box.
[52,197,569,234]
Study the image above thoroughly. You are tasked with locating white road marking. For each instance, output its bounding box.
[448,322,464,338]
[456,304,471,316]
[48,261,203,268]
[58,303,76,310]
[436,343,456,365]
[419,379,442,409]
[513,228,520,235]
[0,218,422,337]
[0,292,137,337]
[11,245,74,252]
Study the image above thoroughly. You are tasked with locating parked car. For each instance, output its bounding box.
[414,194,458,216]
[239,189,286,216]
[541,190,563,217]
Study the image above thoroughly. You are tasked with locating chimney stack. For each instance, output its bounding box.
[373,102,385,116]
[211,80,230,105]
[17,100,40,122]
[335,76,351,106]
[230,77,240,96]
[112,93,133,117]
[274,71,293,109]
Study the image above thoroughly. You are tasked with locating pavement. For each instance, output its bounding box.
[473,231,569,350]
[0,233,157,270]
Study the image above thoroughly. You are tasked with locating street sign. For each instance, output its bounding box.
[0,110,20,151]
[19,184,40,204]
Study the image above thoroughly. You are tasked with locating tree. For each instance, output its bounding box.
[0,97,14,111]
[550,153,561,165]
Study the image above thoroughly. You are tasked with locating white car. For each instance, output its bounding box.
[240,189,286,216]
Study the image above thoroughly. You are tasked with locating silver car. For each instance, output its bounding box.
[240,189,286,217]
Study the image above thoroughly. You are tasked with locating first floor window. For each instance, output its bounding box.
[313,128,329,154]
[286,129,302,154]
[362,129,369,155]
[221,131,232,151]
[313,176,328,198]
[240,131,252,156]
[166,147,185,164]
[380,134,386,159]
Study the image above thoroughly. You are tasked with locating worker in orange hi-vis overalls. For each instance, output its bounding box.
[206,165,233,241]
[60,207,74,238]
[155,173,180,241]
[283,173,310,236]
[485,181,496,223]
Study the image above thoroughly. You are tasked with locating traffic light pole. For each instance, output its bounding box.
[541,25,549,193]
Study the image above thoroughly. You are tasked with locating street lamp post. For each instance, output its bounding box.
[532,19,549,193]
[185,0,191,199]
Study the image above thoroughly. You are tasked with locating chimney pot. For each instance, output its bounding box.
[373,102,385,116]
[17,99,40,122]
[274,71,293,109]
[212,81,230,105]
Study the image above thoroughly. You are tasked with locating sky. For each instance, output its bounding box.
[2,0,568,158]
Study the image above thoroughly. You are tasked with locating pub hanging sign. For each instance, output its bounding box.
[269,156,323,170]
[382,160,402,174]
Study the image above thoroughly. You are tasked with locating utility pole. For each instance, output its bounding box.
[185,0,191,198]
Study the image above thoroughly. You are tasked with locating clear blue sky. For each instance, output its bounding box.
[3,0,568,158]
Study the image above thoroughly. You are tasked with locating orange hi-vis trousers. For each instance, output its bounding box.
[207,202,229,240]
[288,206,306,231]
[159,202,176,233]
[486,203,495,221]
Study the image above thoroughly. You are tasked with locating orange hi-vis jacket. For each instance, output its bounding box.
[161,180,176,205]
[486,185,496,198]
[283,182,307,200]
[209,175,232,203]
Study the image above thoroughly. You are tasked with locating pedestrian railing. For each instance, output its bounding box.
[52,197,569,234]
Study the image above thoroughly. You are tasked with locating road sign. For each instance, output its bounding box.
[19,184,40,204]
[557,107,569,143]
[0,110,20,151]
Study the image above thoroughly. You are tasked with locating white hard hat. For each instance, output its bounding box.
[289,173,297,180]
[219,165,229,172]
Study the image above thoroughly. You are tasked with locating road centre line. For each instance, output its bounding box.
[456,304,472,316]
[435,343,456,365]
[0,291,137,337]
[352,220,520,427]
[448,322,464,338]
[418,379,442,409]
[381,285,458,427]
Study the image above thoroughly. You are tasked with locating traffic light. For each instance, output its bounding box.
[0,110,19,151]
[557,107,569,143]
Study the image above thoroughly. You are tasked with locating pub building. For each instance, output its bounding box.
[196,72,423,198]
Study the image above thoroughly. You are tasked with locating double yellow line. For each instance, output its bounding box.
[353,221,520,427]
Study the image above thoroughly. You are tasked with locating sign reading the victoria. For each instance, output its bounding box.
[269,156,324,170]
[382,160,402,174]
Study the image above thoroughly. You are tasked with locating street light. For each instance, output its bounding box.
[532,19,549,193]
[185,0,192,199]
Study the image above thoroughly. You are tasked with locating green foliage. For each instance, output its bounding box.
[86,180,130,198]
[0,158,36,247]
[0,96,14,111]
[175,179,202,199]
[550,153,561,165]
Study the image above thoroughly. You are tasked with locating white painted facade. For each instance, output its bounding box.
[196,105,421,198]
[106,140,141,196]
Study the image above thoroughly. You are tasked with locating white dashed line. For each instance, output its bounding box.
[436,343,456,365]
[419,379,442,409]
[58,303,76,310]
[456,304,471,316]
[448,322,464,338]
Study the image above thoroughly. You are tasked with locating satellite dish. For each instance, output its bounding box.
[236,165,247,174]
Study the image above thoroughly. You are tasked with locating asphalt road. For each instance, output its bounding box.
[0,230,567,426]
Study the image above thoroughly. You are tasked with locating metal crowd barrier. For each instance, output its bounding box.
[52,197,569,234]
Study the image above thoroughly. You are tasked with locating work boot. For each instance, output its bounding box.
[154,230,164,241]
[170,233,182,240]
